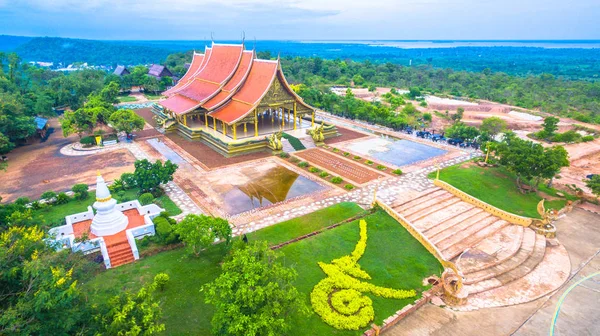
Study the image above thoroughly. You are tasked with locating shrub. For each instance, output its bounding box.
[154,273,170,291]
[319,171,329,178]
[80,136,95,147]
[331,177,343,184]
[582,135,594,142]
[15,197,31,206]
[309,167,321,173]
[56,192,70,204]
[332,148,340,152]
[376,165,386,171]
[40,191,57,202]
[154,216,179,244]
[120,173,136,190]
[343,152,350,157]
[139,192,155,205]
[344,184,355,190]
[392,169,403,175]
[290,157,300,163]
[279,152,290,159]
[298,161,309,168]
[30,201,41,210]
[353,155,361,160]
[365,160,374,165]
[71,183,89,200]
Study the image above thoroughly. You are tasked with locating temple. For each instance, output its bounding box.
[153,42,336,156]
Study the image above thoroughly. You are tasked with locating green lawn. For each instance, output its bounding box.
[429,163,577,218]
[82,203,441,335]
[117,95,138,103]
[34,188,181,227]
[144,94,164,100]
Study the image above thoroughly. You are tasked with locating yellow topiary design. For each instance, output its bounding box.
[310,220,416,330]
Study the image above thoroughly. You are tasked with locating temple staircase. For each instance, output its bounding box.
[299,138,316,149]
[281,139,296,153]
[106,241,135,268]
[389,187,566,307]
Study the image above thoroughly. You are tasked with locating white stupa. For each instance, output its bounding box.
[90,173,129,236]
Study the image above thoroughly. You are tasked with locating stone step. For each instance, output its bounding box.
[463,228,536,284]
[281,139,296,153]
[111,255,135,267]
[441,219,509,260]
[414,203,479,232]
[391,188,445,211]
[435,214,496,248]
[465,233,546,294]
[406,197,464,224]
[398,192,455,218]
[425,209,488,241]
[496,234,547,285]
[300,138,316,149]
[456,225,525,274]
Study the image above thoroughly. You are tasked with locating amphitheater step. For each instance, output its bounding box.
[464,232,546,295]
[398,191,455,217]
[463,228,536,284]
[456,225,524,275]
[424,209,488,241]
[390,188,445,210]
[441,219,509,260]
[496,233,547,285]
[414,203,479,232]
[406,197,464,224]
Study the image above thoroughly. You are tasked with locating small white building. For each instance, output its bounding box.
[49,174,163,268]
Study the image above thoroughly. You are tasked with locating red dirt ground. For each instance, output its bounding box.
[0,119,136,203]
[136,108,158,127]
[295,148,384,184]
[325,126,369,145]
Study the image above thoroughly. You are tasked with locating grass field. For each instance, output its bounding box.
[34,188,181,227]
[429,163,577,218]
[144,94,164,100]
[117,95,138,103]
[82,203,441,335]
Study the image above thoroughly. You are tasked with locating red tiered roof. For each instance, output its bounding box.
[159,42,313,125]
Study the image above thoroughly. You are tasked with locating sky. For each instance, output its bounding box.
[0,0,599,40]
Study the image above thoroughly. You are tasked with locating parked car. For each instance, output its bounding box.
[431,134,446,142]
[416,131,431,138]
[404,127,413,134]
[587,174,598,179]
[448,138,464,146]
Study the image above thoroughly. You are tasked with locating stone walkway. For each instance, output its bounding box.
[120,140,203,220]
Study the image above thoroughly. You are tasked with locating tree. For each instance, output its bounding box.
[451,107,464,123]
[203,241,310,336]
[0,132,14,154]
[539,116,560,139]
[408,87,421,99]
[59,107,97,138]
[109,109,145,136]
[480,116,507,139]
[71,183,89,200]
[95,276,165,335]
[133,159,178,194]
[0,226,92,336]
[175,214,232,256]
[586,175,600,197]
[445,122,480,140]
[495,136,569,191]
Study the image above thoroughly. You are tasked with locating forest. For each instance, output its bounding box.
[2,36,600,80]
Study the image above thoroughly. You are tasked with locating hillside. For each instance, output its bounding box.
[0,35,33,51]
[13,37,171,66]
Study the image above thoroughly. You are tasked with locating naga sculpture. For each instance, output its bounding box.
[266,131,283,151]
[530,199,558,238]
[308,123,325,145]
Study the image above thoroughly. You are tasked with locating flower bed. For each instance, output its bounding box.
[323,146,400,176]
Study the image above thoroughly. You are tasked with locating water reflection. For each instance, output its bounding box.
[215,165,325,216]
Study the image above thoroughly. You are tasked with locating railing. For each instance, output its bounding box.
[375,199,464,291]
[433,179,533,227]
[98,239,111,269]
[126,230,140,260]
